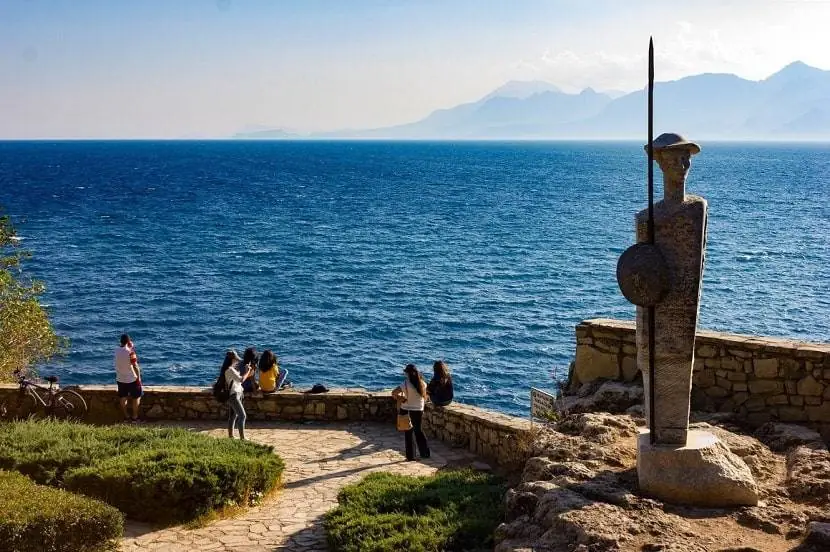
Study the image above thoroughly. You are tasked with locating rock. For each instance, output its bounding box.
[754,422,827,452]
[637,430,759,507]
[555,412,639,444]
[522,457,596,484]
[786,446,830,502]
[806,522,830,545]
[556,381,644,415]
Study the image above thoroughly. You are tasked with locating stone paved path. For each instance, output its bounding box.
[120,421,483,551]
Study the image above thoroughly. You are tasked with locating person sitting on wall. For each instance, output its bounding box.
[241,348,260,394]
[258,350,289,393]
[426,360,454,407]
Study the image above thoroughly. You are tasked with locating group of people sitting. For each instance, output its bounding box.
[221,348,290,394]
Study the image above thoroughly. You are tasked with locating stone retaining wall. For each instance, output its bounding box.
[571,318,830,439]
[0,384,532,469]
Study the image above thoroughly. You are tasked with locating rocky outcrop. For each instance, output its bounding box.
[497,410,827,551]
[754,422,827,452]
[556,381,644,414]
[786,445,830,502]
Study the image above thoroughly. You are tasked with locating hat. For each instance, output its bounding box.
[645,133,700,154]
[227,349,242,361]
[307,383,329,394]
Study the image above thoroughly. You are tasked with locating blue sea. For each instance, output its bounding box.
[1,141,828,416]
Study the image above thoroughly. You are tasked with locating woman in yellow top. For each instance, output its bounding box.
[257,350,287,393]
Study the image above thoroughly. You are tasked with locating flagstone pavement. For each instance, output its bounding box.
[120,420,485,552]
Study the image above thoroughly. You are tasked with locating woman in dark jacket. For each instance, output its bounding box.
[426,360,454,407]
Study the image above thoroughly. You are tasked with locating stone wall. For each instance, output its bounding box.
[571,318,830,439]
[0,384,532,469]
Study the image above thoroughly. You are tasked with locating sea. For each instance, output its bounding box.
[1,140,828,416]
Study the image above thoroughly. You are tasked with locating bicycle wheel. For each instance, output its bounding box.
[51,389,88,420]
[5,392,39,420]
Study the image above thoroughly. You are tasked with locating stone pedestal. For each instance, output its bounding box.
[637,429,759,507]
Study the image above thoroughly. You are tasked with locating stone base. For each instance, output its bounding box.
[637,429,759,507]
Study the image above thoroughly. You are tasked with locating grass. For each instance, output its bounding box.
[0,419,284,524]
[325,469,507,552]
[0,470,123,552]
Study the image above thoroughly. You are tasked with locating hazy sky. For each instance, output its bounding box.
[3,0,830,138]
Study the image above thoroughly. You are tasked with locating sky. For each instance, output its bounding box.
[3,0,830,138]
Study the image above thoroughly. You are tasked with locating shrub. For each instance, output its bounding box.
[65,435,283,524]
[325,469,506,552]
[0,420,284,524]
[0,470,123,552]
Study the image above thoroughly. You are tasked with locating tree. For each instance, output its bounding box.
[0,210,64,381]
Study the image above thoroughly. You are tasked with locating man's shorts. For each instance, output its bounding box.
[117,380,143,399]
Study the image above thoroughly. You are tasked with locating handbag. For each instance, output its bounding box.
[396,408,413,431]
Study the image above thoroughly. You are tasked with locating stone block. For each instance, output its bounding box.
[704,357,721,369]
[732,392,749,405]
[777,407,808,423]
[748,380,784,395]
[807,403,830,422]
[621,355,639,382]
[693,357,704,373]
[729,349,753,359]
[727,371,747,382]
[790,396,804,406]
[697,344,717,358]
[785,380,798,395]
[572,347,619,385]
[744,397,767,412]
[806,396,822,406]
[623,344,637,355]
[694,369,716,388]
[753,358,779,379]
[716,377,732,390]
[766,394,789,406]
[704,386,729,399]
[732,383,748,392]
[797,375,825,397]
[721,357,742,371]
[780,358,805,378]
[637,430,758,507]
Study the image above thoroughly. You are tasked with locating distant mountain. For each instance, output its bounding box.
[237,63,830,140]
[233,128,301,139]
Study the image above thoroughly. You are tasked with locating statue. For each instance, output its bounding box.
[635,133,707,445]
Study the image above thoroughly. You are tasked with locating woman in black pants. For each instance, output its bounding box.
[392,364,430,461]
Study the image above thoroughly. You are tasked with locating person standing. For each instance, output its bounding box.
[225,348,255,439]
[114,333,142,422]
[392,364,430,461]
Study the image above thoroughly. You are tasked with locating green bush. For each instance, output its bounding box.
[325,469,506,552]
[0,470,123,552]
[0,420,284,524]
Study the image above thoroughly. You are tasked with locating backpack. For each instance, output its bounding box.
[212,373,230,403]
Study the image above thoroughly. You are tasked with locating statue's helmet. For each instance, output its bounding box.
[644,133,700,155]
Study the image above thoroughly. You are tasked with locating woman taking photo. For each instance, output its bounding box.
[223,348,255,440]
[427,360,454,407]
[391,364,430,461]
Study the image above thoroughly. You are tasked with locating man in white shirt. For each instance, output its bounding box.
[114,333,142,422]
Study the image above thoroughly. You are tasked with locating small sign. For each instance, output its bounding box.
[530,387,556,421]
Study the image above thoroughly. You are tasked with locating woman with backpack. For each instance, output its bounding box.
[222,348,255,440]
[391,363,430,461]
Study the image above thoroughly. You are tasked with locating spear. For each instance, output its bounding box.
[647,37,657,445]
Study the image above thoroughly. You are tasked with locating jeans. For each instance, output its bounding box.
[276,369,289,389]
[228,393,247,440]
[403,409,430,460]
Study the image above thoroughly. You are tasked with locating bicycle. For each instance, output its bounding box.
[0,369,88,421]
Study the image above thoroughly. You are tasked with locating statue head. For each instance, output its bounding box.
[644,133,700,182]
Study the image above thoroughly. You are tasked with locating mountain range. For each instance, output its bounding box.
[234,61,830,140]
